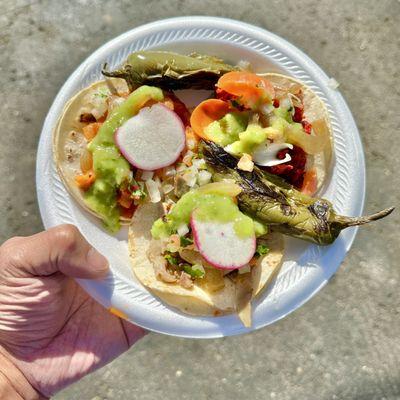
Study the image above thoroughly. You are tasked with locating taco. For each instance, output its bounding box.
[53,76,191,232]
[260,72,333,194]
[53,78,135,229]
[128,197,284,326]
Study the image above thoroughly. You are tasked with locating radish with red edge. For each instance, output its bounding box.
[115,103,185,171]
[190,210,256,270]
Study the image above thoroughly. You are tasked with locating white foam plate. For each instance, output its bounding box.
[36,17,365,338]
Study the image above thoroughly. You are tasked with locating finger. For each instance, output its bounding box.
[121,320,148,347]
[0,225,109,279]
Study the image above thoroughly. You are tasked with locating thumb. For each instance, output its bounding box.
[1,225,109,279]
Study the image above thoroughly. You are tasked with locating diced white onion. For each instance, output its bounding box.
[280,96,292,110]
[182,150,194,163]
[182,168,197,187]
[176,163,187,173]
[162,183,174,194]
[145,179,161,203]
[177,224,189,236]
[187,138,197,150]
[164,166,176,177]
[87,91,109,120]
[224,144,235,155]
[192,158,206,170]
[154,176,161,188]
[197,170,212,186]
[237,154,254,172]
[183,152,194,166]
[260,103,275,115]
[141,170,154,181]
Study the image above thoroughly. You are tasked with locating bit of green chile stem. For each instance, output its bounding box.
[200,141,394,245]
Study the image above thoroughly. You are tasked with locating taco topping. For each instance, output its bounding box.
[149,182,258,285]
[191,211,256,269]
[151,182,253,240]
[115,103,185,170]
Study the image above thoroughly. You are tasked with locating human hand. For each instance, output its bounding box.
[0,225,146,399]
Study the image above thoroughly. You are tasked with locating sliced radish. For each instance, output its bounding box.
[115,103,185,170]
[190,210,256,270]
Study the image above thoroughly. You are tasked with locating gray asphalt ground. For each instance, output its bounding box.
[1,1,399,399]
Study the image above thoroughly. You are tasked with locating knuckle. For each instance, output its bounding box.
[52,224,83,252]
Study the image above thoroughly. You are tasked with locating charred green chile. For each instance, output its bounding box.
[201,141,394,245]
[102,51,237,91]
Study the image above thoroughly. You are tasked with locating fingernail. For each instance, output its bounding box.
[87,247,109,276]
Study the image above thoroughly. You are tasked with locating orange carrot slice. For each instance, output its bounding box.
[75,170,96,190]
[190,99,231,139]
[301,168,318,196]
[82,122,102,141]
[217,71,275,109]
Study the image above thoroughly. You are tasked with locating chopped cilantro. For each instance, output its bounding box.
[182,264,205,278]
[255,244,270,257]
[128,179,146,200]
[230,99,242,109]
[131,188,146,200]
[164,253,179,267]
[180,236,193,247]
[93,88,109,99]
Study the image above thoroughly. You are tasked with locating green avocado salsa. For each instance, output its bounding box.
[225,122,268,156]
[151,189,255,240]
[203,104,305,158]
[85,85,164,232]
[204,112,248,147]
[202,111,272,157]
[203,111,270,156]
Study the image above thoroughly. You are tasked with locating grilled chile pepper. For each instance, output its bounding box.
[102,51,237,91]
[201,141,394,245]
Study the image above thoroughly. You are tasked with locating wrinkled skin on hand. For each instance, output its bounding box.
[0,225,146,398]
